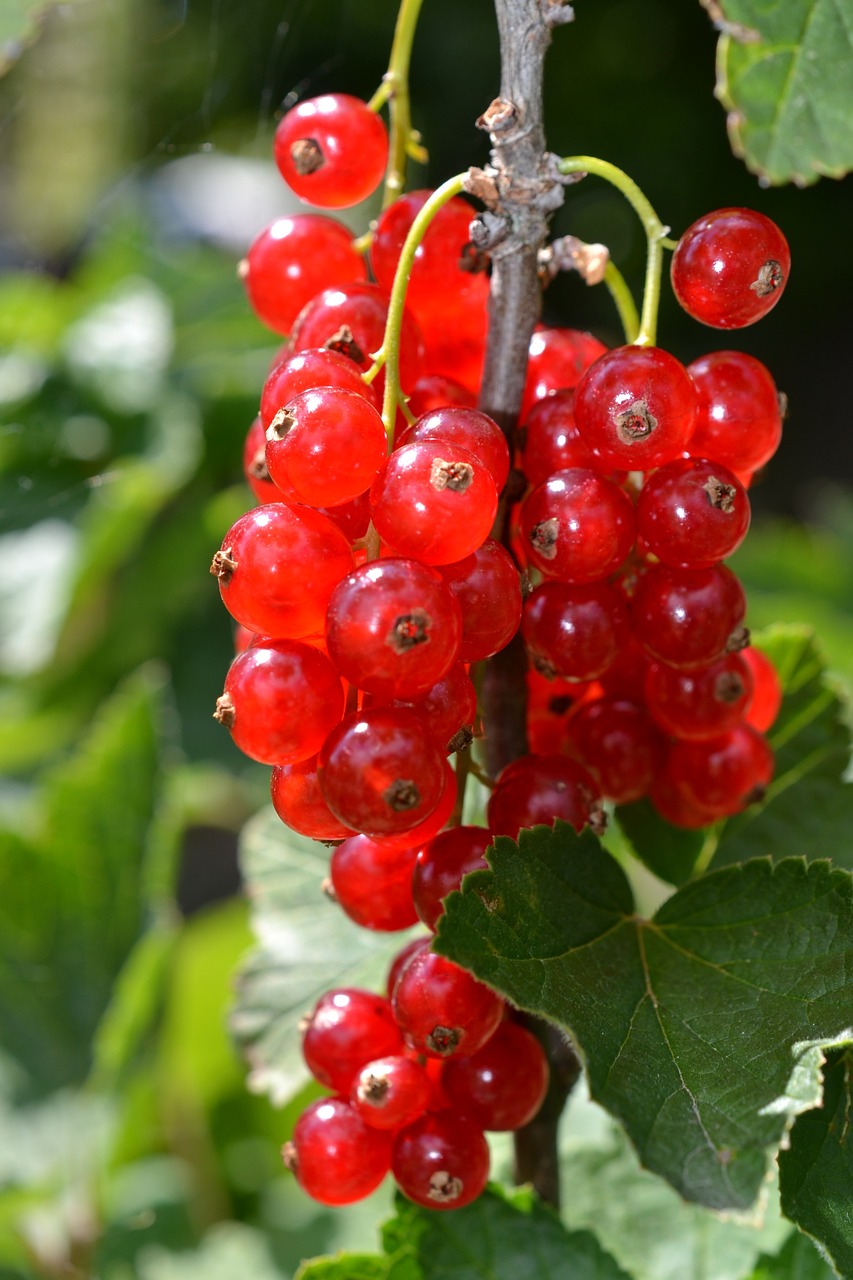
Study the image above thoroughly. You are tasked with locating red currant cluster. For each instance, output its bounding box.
[213,89,789,1209]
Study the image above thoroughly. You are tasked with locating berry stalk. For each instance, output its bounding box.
[368,0,429,209]
[558,155,671,346]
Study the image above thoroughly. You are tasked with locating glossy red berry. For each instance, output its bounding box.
[565,697,665,804]
[213,504,354,639]
[329,836,419,932]
[260,347,375,433]
[520,389,597,486]
[241,215,367,334]
[671,208,790,329]
[522,581,630,682]
[397,406,511,493]
[274,94,389,208]
[302,988,404,1094]
[636,457,750,569]
[365,661,477,753]
[325,558,462,699]
[437,540,523,662]
[214,641,344,765]
[574,345,696,470]
[687,351,783,475]
[392,1111,490,1210]
[271,755,355,840]
[243,415,285,504]
[487,754,604,839]
[392,946,504,1060]
[265,386,388,507]
[520,468,635,583]
[318,706,447,835]
[407,374,476,417]
[743,646,783,732]
[644,652,754,741]
[443,1020,549,1131]
[667,724,774,817]
[630,563,748,670]
[351,1055,432,1131]
[521,326,609,418]
[285,1097,392,1205]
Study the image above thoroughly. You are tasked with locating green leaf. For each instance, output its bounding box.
[0,1,69,77]
[296,1254,388,1280]
[744,1229,838,1279]
[89,925,179,1091]
[617,627,853,884]
[709,628,853,872]
[230,808,424,1105]
[713,0,853,185]
[779,1050,853,1277]
[435,827,853,1212]
[0,669,167,1098]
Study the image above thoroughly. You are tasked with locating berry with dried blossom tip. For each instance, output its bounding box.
[212,504,354,639]
[520,468,636,583]
[301,988,404,1094]
[214,641,344,766]
[644,652,754,741]
[241,214,367,335]
[574,345,697,470]
[284,1097,392,1206]
[520,388,597,486]
[636,456,751,569]
[351,1055,432,1131]
[629,563,748,670]
[364,661,477,753]
[260,347,376,432]
[670,207,790,329]
[443,1020,549,1131]
[667,724,774,818]
[397,406,511,492]
[274,93,389,208]
[325,558,462,700]
[370,439,498,566]
[392,1111,490,1210]
[318,706,447,836]
[265,385,388,507]
[392,946,504,1060]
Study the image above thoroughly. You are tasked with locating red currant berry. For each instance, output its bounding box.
[636,457,750,569]
[397,406,510,493]
[392,946,504,1060]
[212,504,354,638]
[668,724,774,817]
[487,754,604,839]
[392,1111,490,1210]
[649,755,718,829]
[265,386,388,507]
[574,345,696,470]
[520,389,597,486]
[274,94,388,208]
[408,373,476,418]
[687,351,783,475]
[520,468,635,583]
[325,558,462,699]
[370,439,498,565]
[521,326,609,418]
[743,646,783,732]
[241,215,367,334]
[351,1055,432,1131]
[285,1097,391,1205]
[271,755,355,840]
[318,706,446,836]
[386,936,431,1000]
[443,1020,549,1131]
[365,662,477,753]
[644,652,754,741]
[565,696,665,804]
[260,347,375,433]
[214,641,344,765]
[366,758,457,852]
[630,563,748,670]
[522,581,630,682]
[302,988,404,1094]
[329,835,419,932]
[671,208,790,329]
[412,826,492,931]
[437,540,523,662]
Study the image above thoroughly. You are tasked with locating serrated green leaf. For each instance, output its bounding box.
[779,1050,853,1277]
[380,1186,633,1280]
[0,670,167,1098]
[435,827,853,1212]
[713,0,853,185]
[744,1228,838,1279]
[230,808,425,1105]
[296,1253,388,1280]
[708,627,853,872]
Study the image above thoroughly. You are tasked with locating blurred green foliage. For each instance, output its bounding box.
[0,0,850,1276]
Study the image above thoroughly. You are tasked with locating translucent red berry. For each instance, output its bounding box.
[443,1020,549,1131]
[522,581,630,682]
[274,94,389,208]
[437,540,523,662]
[412,826,493,931]
[285,1097,391,1205]
[520,468,635,583]
[241,215,366,334]
[301,988,404,1094]
[667,724,774,818]
[636,457,750,569]
[487,754,604,838]
[351,1055,432,1131]
[271,755,355,840]
[671,208,790,329]
[392,1111,490,1210]
[644,652,754,741]
[392,946,504,1060]
[565,697,665,804]
[265,386,388,507]
[687,351,783,475]
[329,835,419,932]
[630,563,748,670]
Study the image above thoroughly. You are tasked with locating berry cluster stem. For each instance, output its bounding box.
[370,173,468,440]
[368,0,429,209]
[558,155,670,347]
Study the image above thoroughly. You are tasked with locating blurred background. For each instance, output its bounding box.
[0,1,850,1277]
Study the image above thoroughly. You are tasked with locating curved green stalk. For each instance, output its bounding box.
[559,155,670,347]
[372,172,468,438]
[603,260,640,344]
[368,0,428,210]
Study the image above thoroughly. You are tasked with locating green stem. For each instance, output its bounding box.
[603,260,640,344]
[369,0,428,210]
[558,155,669,347]
[377,172,467,437]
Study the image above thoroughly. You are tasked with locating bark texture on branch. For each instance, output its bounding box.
[474,0,582,1211]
